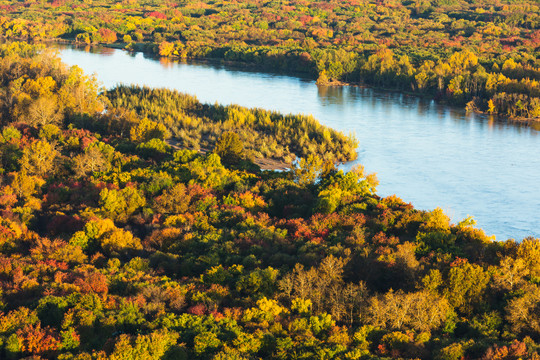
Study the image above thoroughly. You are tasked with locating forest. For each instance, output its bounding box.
[0,0,539,121]
[0,41,540,359]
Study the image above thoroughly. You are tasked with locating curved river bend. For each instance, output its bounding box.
[55,45,540,241]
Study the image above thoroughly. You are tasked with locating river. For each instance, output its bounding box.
[55,45,540,241]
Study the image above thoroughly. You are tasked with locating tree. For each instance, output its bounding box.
[9,171,43,200]
[213,131,244,164]
[99,187,146,223]
[73,144,110,177]
[279,256,368,322]
[0,127,23,172]
[109,330,184,360]
[294,154,323,186]
[316,70,330,85]
[487,99,496,114]
[366,290,451,332]
[443,261,490,316]
[493,256,528,292]
[98,28,117,43]
[130,118,170,143]
[16,323,61,357]
[154,183,191,214]
[506,284,540,337]
[99,228,142,255]
[20,139,59,177]
[517,237,540,279]
[159,41,175,57]
[26,97,63,127]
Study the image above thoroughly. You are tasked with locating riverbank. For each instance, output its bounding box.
[54,43,540,241]
[45,39,540,128]
[166,137,291,171]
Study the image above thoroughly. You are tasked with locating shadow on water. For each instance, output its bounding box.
[322,85,537,135]
[53,42,318,80]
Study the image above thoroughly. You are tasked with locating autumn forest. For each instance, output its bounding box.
[0,0,540,121]
[0,0,540,359]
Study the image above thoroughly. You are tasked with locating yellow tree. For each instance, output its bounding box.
[443,261,490,316]
[517,237,540,280]
[493,256,528,292]
[158,41,175,57]
[73,143,111,177]
[294,154,323,186]
[27,97,63,127]
[20,139,59,177]
[130,118,170,143]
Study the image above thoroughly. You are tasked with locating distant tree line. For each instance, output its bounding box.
[0,0,539,121]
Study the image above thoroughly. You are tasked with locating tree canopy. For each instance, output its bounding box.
[0,40,539,360]
[0,0,539,121]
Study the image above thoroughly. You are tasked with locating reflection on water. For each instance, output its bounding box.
[74,44,116,56]
[53,44,540,241]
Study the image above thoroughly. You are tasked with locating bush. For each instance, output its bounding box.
[213,132,244,164]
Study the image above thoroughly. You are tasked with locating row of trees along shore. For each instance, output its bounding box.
[0,0,539,122]
[1,41,540,359]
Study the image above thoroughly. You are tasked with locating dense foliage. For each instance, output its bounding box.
[106,85,358,165]
[0,0,539,121]
[2,42,540,360]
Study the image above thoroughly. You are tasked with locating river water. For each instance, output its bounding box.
[55,45,540,241]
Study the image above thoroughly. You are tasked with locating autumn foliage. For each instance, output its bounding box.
[0,0,539,120]
[0,41,540,360]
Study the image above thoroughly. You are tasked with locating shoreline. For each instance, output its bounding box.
[38,37,540,127]
[166,138,291,171]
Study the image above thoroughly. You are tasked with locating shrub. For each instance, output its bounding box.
[213,131,244,165]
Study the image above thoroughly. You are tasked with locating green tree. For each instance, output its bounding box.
[294,154,323,186]
[443,261,490,316]
[99,187,146,223]
[213,131,244,164]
